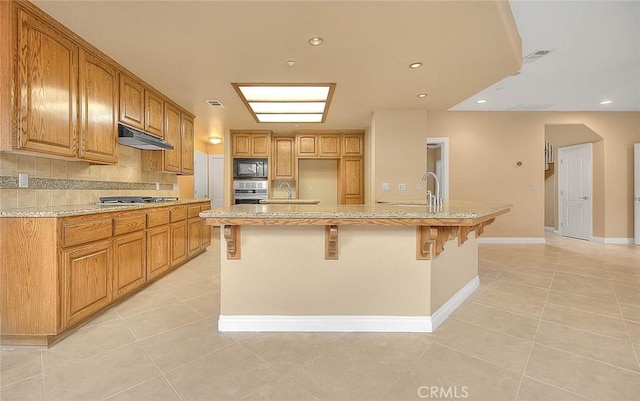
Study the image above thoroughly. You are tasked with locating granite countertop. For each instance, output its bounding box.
[201,200,511,222]
[259,198,321,204]
[0,199,211,218]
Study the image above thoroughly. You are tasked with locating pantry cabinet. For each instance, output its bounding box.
[340,157,364,204]
[15,7,78,158]
[79,49,119,164]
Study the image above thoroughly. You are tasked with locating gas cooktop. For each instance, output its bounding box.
[98,196,178,204]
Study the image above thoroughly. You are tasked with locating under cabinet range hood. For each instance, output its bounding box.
[117,124,174,150]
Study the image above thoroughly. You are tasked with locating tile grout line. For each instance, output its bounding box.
[39,348,46,401]
[608,264,640,372]
[375,341,434,401]
[512,254,558,401]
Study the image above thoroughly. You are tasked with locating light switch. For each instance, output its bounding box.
[416,184,422,191]
[18,173,28,188]
[398,183,406,191]
[531,183,536,191]
[381,183,390,191]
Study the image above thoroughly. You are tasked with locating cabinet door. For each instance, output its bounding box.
[318,134,340,157]
[187,218,202,258]
[343,133,363,156]
[62,240,112,328]
[273,137,295,179]
[17,8,78,157]
[78,49,118,164]
[170,220,187,267]
[146,225,170,280]
[200,203,212,249]
[181,114,195,175]
[233,133,251,157]
[297,135,317,157]
[145,90,164,138]
[251,134,270,157]
[162,102,181,172]
[113,231,146,300]
[341,157,364,204]
[119,74,145,130]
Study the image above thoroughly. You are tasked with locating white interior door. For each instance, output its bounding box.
[193,151,208,198]
[208,155,224,208]
[558,143,592,240]
[634,143,640,245]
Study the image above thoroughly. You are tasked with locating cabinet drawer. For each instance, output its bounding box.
[147,210,170,228]
[187,205,201,218]
[170,207,187,222]
[200,202,211,212]
[62,218,112,248]
[113,214,146,236]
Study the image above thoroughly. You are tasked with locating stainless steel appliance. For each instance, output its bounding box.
[233,158,268,179]
[233,180,268,204]
[118,124,174,150]
[99,196,178,205]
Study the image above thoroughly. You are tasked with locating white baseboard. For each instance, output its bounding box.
[544,226,555,233]
[218,276,480,333]
[478,237,546,244]
[591,236,634,244]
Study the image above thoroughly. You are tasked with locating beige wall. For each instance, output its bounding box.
[369,110,429,202]
[426,146,442,193]
[424,112,640,239]
[0,145,177,208]
[298,159,338,205]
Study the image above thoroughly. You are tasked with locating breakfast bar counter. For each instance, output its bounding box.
[202,201,510,333]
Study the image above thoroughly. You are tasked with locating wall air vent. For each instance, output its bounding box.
[206,99,225,108]
[523,49,553,64]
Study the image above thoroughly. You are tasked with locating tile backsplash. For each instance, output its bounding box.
[0,145,178,209]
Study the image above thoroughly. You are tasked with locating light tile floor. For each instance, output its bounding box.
[1,232,639,401]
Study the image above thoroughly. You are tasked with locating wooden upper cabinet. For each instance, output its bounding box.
[162,102,181,172]
[272,136,295,179]
[181,114,195,175]
[16,8,78,157]
[343,133,364,156]
[119,74,145,130]
[78,49,118,164]
[318,134,340,157]
[297,134,318,157]
[232,132,271,157]
[145,90,164,138]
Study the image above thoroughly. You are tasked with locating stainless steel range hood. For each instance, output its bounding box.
[118,124,174,150]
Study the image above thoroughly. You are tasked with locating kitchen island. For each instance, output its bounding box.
[202,201,510,333]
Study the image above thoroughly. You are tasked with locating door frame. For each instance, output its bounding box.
[425,137,449,200]
[558,143,593,240]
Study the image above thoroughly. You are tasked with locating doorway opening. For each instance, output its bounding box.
[426,137,449,200]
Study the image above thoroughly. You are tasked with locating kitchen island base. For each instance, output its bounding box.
[217,225,480,333]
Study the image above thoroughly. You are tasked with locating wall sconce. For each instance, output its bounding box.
[209,137,222,145]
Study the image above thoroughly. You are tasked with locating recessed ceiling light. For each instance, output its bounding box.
[286,60,296,66]
[209,137,222,145]
[476,99,488,104]
[409,62,422,69]
[308,37,323,46]
[599,100,612,105]
[232,83,336,123]
[417,93,428,98]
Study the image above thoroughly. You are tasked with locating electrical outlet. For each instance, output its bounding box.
[155,182,160,190]
[398,183,406,191]
[416,184,422,191]
[172,183,178,191]
[381,183,390,191]
[308,185,313,191]
[18,173,29,188]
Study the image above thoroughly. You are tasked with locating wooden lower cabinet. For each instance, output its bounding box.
[113,231,146,300]
[146,224,171,280]
[170,220,188,267]
[62,240,113,329]
[187,217,202,258]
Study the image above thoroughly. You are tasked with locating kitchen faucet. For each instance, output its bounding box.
[278,181,293,200]
[421,172,442,210]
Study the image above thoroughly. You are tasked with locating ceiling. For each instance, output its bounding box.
[32,1,638,144]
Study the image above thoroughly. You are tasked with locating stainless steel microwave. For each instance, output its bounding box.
[233,158,268,179]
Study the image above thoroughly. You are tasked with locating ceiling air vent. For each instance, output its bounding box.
[205,99,225,108]
[523,49,553,64]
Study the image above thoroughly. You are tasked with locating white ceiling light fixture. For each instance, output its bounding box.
[232,83,336,123]
[599,100,613,105]
[417,93,428,98]
[286,60,296,66]
[308,37,324,46]
[409,62,423,69]
[476,99,488,104]
[209,137,222,145]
